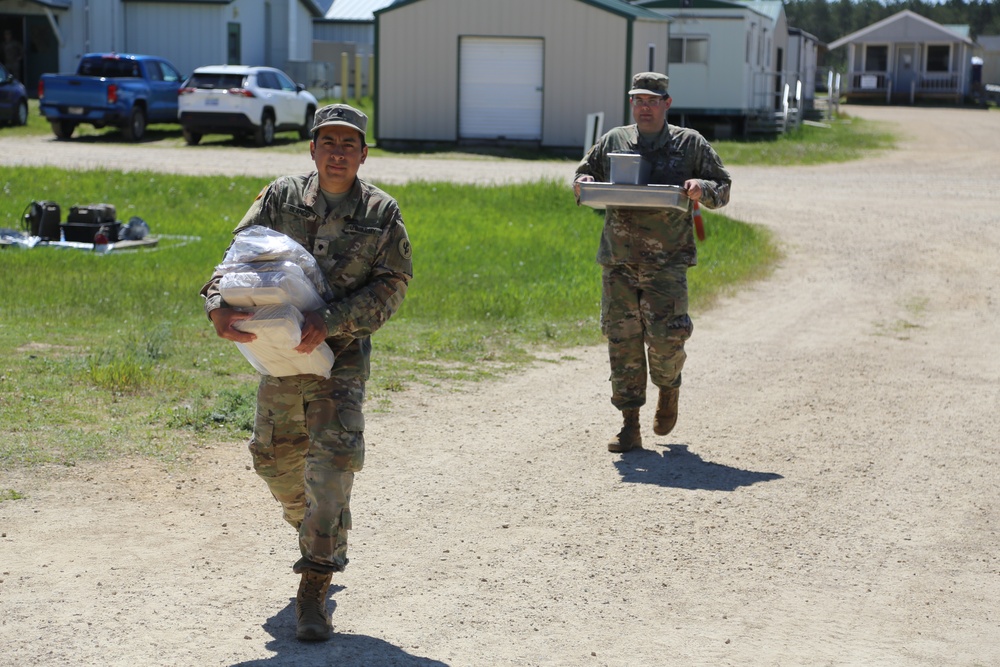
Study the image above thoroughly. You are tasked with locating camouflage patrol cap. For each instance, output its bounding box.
[628,72,670,97]
[311,103,368,137]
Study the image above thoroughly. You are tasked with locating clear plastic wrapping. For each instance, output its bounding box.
[216,226,331,300]
[216,226,336,378]
[220,268,325,311]
[233,304,335,378]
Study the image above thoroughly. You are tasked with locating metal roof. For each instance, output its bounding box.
[638,0,773,21]
[733,0,783,22]
[943,24,971,40]
[581,0,669,20]
[121,0,324,16]
[24,0,71,8]
[324,0,397,21]
[377,0,666,21]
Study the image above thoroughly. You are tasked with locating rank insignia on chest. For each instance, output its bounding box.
[314,239,330,256]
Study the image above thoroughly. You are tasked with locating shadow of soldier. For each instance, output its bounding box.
[613,444,783,491]
[229,584,450,667]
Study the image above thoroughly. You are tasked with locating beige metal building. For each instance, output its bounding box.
[978,36,1000,87]
[374,0,670,149]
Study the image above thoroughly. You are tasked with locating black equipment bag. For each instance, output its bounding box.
[61,221,122,244]
[67,203,117,224]
[25,201,62,240]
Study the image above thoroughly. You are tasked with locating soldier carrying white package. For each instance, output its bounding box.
[200,104,413,642]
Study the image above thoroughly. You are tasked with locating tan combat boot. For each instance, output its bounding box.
[608,408,642,452]
[295,569,333,642]
[653,387,679,436]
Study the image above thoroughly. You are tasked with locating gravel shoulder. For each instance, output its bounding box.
[1,105,998,667]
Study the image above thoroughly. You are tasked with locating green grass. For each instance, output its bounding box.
[713,117,896,164]
[0,489,26,502]
[0,165,778,468]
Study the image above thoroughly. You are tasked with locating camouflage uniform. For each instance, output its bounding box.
[201,173,412,573]
[575,123,730,409]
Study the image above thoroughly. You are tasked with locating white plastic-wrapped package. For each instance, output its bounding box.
[232,304,303,349]
[217,226,330,299]
[233,304,335,378]
[219,267,325,311]
[215,227,336,377]
[235,340,335,378]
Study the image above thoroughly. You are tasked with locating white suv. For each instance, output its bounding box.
[178,65,318,146]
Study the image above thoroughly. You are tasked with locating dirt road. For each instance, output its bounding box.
[1,106,998,666]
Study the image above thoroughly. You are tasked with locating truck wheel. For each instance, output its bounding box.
[51,120,77,140]
[254,112,275,147]
[299,106,316,140]
[182,128,202,146]
[14,100,28,126]
[123,107,147,141]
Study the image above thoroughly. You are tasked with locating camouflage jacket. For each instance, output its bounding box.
[575,123,731,267]
[201,173,413,377]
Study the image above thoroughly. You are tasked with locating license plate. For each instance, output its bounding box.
[205,98,219,106]
[68,106,84,115]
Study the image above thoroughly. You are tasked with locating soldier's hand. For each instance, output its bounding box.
[296,311,329,354]
[574,175,595,203]
[683,179,703,203]
[209,308,256,343]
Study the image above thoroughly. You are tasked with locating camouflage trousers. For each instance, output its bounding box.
[249,372,366,572]
[601,263,694,410]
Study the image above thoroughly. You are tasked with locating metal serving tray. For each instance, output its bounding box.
[578,182,688,210]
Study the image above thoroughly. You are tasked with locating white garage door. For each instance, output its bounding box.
[459,37,543,141]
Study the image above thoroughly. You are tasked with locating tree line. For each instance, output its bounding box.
[783,0,999,67]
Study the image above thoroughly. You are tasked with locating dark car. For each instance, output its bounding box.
[0,61,28,127]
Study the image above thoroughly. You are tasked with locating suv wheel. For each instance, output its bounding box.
[14,99,28,126]
[51,120,77,140]
[123,106,147,142]
[182,128,202,146]
[299,106,316,140]
[254,112,275,147]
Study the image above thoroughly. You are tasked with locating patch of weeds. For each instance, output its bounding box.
[379,377,406,393]
[168,387,255,433]
[87,349,158,393]
[366,391,394,414]
[872,318,923,340]
[141,323,174,361]
[0,489,25,502]
[904,297,929,317]
[86,325,177,393]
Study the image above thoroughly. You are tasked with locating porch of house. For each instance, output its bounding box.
[843,70,964,104]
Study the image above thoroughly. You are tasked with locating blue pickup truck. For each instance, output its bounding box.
[38,53,184,141]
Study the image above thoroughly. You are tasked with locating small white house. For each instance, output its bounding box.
[374,0,670,150]
[638,0,805,137]
[828,10,977,104]
[0,0,323,94]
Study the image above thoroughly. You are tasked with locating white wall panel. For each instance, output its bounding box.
[377,0,653,147]
[122,4,226,77]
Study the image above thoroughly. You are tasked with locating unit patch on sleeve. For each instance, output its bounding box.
[398,238,412,260]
